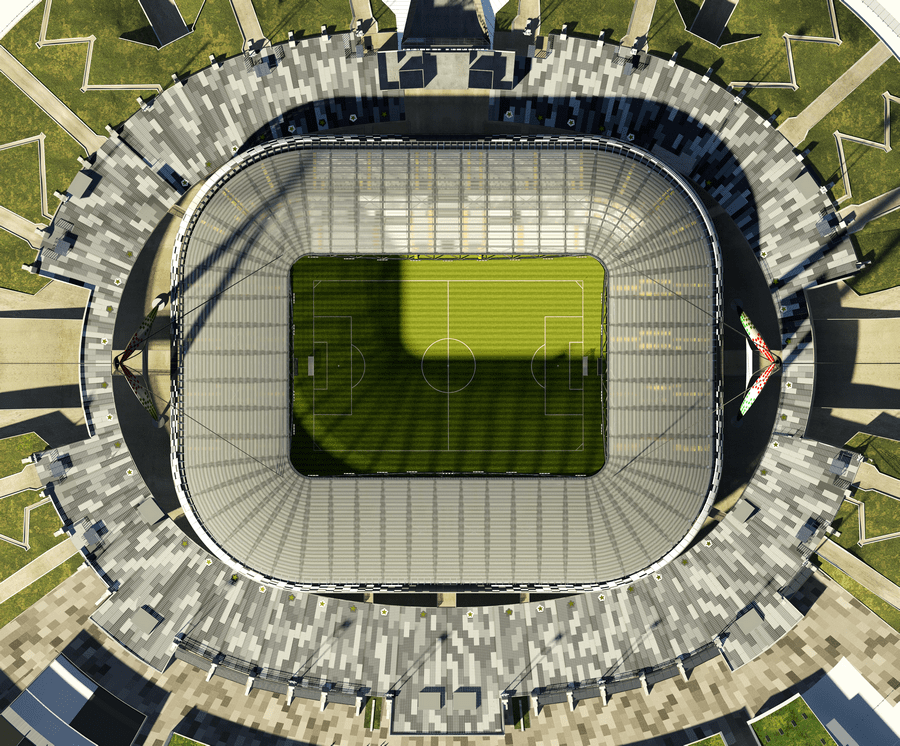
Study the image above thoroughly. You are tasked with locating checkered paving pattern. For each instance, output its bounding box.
[0,567,897,745]
[26,34,868,736]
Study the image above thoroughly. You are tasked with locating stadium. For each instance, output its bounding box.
[0,0,898,743]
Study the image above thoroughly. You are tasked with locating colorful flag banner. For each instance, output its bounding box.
[738,307,776,363]
[738,362,779,419]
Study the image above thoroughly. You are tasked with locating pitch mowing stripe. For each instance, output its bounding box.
[292,256,606,476]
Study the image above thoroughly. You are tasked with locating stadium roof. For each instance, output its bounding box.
[172,136,722,589]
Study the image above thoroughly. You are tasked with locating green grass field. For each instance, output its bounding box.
[751,696,836,746]
[292,256,606,476]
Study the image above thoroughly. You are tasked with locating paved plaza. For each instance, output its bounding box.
[0,566,898,745]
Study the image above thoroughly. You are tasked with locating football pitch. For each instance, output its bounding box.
[291,256,606,475]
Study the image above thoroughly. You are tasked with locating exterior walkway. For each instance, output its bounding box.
[1,567,899,746]
[778,40,893,146]
[0,45,104,154]
[0,205,43,248]
[817,538,900,609]
[857,461,900,499]
[621,0,657,48]
[228,0,268,51]
[511,0,541,33]
[0,464,40,499]
[0,539,78,604]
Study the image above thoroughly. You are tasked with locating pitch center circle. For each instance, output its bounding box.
[421,338,476,394]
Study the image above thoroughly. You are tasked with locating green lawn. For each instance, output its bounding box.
[847,211,900,295]
[751,696,836,746]
[536,0,634,40]
[2,0,243,136]
[494,0,633,38]
[372,0,397,32]
[363,696,383,729]
[292,256,606,476]
[646,0,872,124]
[0,71,83,222]
[0,433,47,478]
[175,0,207,26]
[802,56,899,205]
[255,0,353,41]
[510,695,531,729]
[0,554,82,630]
[816,558,900,633]
[844,433,900,479]
[0,232,48,295]
[0,492,67,581]
[830,490,900,584]
[169,736,209,746]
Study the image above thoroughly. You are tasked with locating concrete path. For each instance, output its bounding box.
[818,538,900,609]
[839,184,900,234]
[621,0,657,48]
[0,45,104,154]
[0,464,40,498]
[511,0,541,34]
[350,0,379,35]
[857,461,900,500]
[0,280,88,315]
[0,205,44,249]
[779,41,893,146]
[0,538,79,605]
[228,0,268,52]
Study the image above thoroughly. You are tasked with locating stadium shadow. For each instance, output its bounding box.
[186,92,786,487]
[172,707,318,746]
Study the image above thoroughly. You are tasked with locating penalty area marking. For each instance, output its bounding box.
[350,345,366,388]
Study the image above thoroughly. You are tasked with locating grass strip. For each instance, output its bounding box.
[0,495,67,581]
[844,433,900,480]
[750,696,836,746]
[255,0,354,42]
[0,232,49,295]
[816,559,900,634]
[0,433,47,478]
[845,210,900,295]
[0,553,82,630]
[2,0,243,136]
[802,55,900,205]
[168,735,210,746]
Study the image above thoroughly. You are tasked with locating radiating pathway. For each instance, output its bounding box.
[817,538,900,608]
[779,40,893,146]
[0,45,103,154]
[621,0,657,48]
[840,184,900,233]
[229,0,268,51]
[0,464,41,499]
[0,539,78,604]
